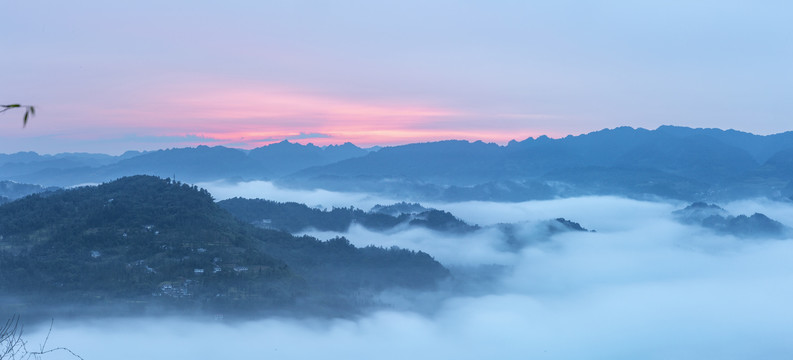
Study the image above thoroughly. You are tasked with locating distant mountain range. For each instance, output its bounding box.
[2,126,793,201]
[0,141,370,187]
[284,126,793,201]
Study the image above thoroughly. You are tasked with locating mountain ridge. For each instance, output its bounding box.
[3,126,793,202]
[284,126,793,201]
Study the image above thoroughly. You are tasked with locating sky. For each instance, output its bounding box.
[2,1,791,154]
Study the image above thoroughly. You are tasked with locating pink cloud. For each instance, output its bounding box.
[7,78,555,150]
[139,82,552,147]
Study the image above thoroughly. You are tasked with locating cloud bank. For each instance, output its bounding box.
[28,187,793,360]
[197,180,401,210]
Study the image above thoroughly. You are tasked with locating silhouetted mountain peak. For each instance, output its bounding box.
[673,202,730,224]
[673,202,790,238]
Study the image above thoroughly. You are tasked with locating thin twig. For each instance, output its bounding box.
[2,316,83,360]
[30,347,85,360]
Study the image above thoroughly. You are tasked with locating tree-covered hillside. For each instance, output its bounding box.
[0,176,448,317]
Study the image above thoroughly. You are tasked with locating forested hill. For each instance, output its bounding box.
[0,176,448,317]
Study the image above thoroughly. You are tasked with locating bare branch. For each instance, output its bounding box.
[2,316,83,360]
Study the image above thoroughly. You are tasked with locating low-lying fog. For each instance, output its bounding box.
[33,181,793,359]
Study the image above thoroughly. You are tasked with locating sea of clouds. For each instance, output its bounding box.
[31,181,793,359]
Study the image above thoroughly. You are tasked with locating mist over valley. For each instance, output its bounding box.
[9,182,793,359]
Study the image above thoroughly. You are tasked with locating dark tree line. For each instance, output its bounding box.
[0,176,450,317]
[218,197,479,234]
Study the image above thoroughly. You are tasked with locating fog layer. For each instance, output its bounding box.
[32,183,793,359]
[197,180,400,210]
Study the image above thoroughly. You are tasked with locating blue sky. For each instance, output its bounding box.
[2,0,791,154]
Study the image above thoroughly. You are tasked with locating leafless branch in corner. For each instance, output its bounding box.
[1,316,83,360]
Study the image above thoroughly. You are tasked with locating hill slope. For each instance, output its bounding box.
[0,176,448,317]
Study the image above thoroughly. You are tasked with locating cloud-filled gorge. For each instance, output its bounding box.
[31,183,793,360]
